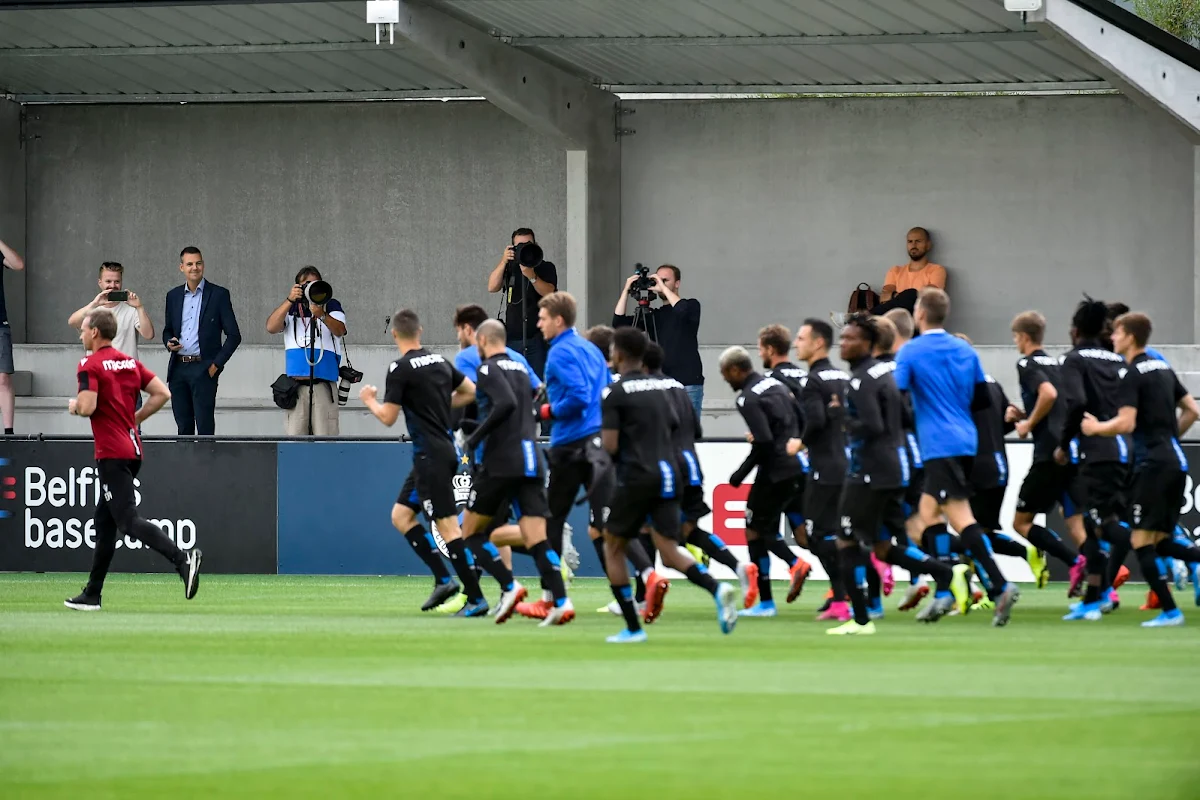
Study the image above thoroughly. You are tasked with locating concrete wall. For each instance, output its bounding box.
[22,101,566,346]
[622,95,1195,346]
[0,97,25,342]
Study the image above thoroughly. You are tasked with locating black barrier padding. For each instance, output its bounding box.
[0,440,278,574]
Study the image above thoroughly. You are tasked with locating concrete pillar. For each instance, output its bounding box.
[567,143,621,328]
[1195,146,1200,342]
[0,98,25,342]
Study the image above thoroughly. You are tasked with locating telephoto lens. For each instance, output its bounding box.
[337,374,352,406]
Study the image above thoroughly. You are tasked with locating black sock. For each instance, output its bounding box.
[1102,521,1132,588]
[611,583,642,632]
[816,536,847,601]
[838,547,870,625]
[1137,545,1177,612]
[466,533,514,591]
[546,518,565,561]
[747,538,773,603]
[987,532,1028,559]
[921,523,958,569]
[591,537,607,572]
[628,536,654,602]
[445,538,484,603]
[684,563,719,595]
[1025,524,1078,567]
[866,561,881,604]
[531,541,567,604]
[510,544,530,556]
[3,427,11,435]
[960,524,1007,592]
[687,529,740,571]
[1081,536,1107,604]
[766,534,798,568]
[1157,537,1200,563]
[404,525,452,585]
[886,542,953,593]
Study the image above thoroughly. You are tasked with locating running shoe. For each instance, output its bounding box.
[1141,609,1184,628]
[785,559,812,603]
[826,620,876,636]
[737,561,759,609]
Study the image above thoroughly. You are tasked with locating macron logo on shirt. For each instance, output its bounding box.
[409,354,446,369]
[102,359,137,371]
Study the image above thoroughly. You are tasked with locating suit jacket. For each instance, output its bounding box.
[162,280,242,382]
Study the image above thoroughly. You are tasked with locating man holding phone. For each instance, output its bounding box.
[69,262,155,361]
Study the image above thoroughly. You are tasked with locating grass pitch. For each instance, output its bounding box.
[2,574,1199,799]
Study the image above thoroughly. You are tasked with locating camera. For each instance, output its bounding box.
[337,363,363,406]
[105,290,129,302]
[509,241,544,270]
[300,279,332,306]
[628,263,657,305]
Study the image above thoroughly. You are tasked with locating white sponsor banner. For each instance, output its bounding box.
[662,442,1038,583]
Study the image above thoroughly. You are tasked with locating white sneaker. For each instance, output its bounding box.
[562,522,581,573]
[598,599,645,616]
[494,581,528,625]
[539,598,576,627]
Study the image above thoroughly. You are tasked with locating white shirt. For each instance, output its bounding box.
[108,302,142,358]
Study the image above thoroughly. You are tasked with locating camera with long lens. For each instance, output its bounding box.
[337,363,363,406]
[627,263,656,306]
[300,279,333,306]
[508,241,544,276]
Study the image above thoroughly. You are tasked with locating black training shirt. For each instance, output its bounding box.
[384,349,466,456]
[766,361,808,440]
[464,353,542,479]
[1115,352,1189,470]
[601,370,682,491]
[656,372,704,486]
[1059,341,1132,465]
[971,377,1014,490]
[875,352,923,471]
[731,372,801,486]
[842,356,907,489]
[503,260,558,341]
[800,358,849,484]
[613,298,704,386]
[1016,350,1067,464]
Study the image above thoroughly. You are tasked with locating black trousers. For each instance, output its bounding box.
[507,334,548,381]
[170,360,219,435]
[870,288,919,316]
[87,459,186,594]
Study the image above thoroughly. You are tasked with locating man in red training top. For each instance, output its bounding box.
[64,307,202,611]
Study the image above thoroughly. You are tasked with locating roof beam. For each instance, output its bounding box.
[509,31,1044,47]
[604,81,1112,94]
[1028,0,1200,141]
[11,89,481,103]
[0,41,384,58]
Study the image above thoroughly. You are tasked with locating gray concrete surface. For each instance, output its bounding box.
[621,95,1195,346]
[0,97,25,342]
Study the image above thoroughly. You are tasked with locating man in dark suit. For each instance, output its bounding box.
[162,247,241,435]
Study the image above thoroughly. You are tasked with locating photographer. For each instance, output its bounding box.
[266,266,347,435]
[69,262,155,361]
[487,227,557,379]
[613,264,704,419]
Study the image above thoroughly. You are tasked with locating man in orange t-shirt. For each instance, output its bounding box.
[871,227,947,315]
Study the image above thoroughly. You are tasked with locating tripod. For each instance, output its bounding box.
[299,307,325,436]
[630,296,658,343]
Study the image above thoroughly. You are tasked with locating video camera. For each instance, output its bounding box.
[628,263,656,307]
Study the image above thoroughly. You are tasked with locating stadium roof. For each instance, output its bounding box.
[0,0,1121,103]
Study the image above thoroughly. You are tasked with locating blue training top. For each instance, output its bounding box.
[544,328,609,447]
[894,329,986,461]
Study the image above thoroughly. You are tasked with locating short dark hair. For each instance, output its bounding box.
[845,313,880,348]
[511,227,536,244]
[453,304,489,330]
[1071,296,1108,339]
[98,261,123,276]
[180,246,202,261]
[538,291,576,329]
[643,342,665,373]
[657,264,681,282]
[612,327,648,364]
[918,287,950,327]
[801,318,834,349]
[584,325,615,358]
[391,308,421,339]
[295,265,321,284]
[1011,311,1046,344]
[757,324,791,357]
[1115,312,1152,348]
[1106,302,1130,321]
[909,226,931,240]
[84,307,118,340]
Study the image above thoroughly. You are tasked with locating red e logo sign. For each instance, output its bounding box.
[711,483,750,546]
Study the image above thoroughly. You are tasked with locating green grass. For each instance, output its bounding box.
[2,574,1199,799]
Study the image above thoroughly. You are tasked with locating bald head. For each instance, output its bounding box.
[476,318,508,358]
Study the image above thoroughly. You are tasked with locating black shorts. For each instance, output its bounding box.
[680,484,711,524]
[784,473,808,531]
[397,450,458,520]
[1079,461,1129,523]
[546,436,613,530]
[970,485,1007,531]
[839,483,907,546]
[805,481,843,538]
[468,470,549,520]
[746,477,800,537]
[923,457,974,503]
[606,481,681,541]
[1129,465,1187,533]
[904,468,925,516]
[1016,460,1075,516]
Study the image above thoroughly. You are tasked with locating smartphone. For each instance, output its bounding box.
[106,290,129,302]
